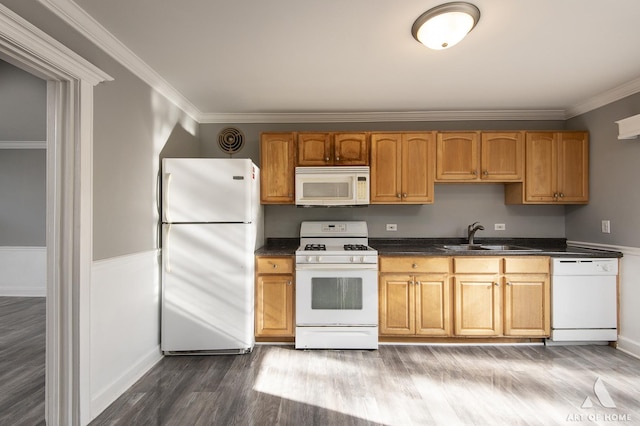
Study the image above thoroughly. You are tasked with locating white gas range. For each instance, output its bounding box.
[295,221,379,350]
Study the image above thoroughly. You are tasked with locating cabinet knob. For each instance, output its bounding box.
[472,170,478,176]
[553,193,558,199]
[483,170,488,176]
[402,193,407,198]
[272,263,278,269]
[494,282,499,287]
[506,282,512,286]
[325,157,330,162]
[397,193,401,198]
[412,263,418,268]
[416,281,422,285]
[559,193,565,198]
[287,280,292,286]
[336,156,340,161]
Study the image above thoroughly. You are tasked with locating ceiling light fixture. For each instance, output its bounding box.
[412,2,480,50]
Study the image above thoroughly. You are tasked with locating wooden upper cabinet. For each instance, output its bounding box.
[260,132,295,204]
[436,131,523,182]
[481,132,524,181]
[436,131,480,181]
[370,132,435,204]
[334,133,369,165]
[296,132,331,166]
[505,131,588,204]
[296,132,368,166]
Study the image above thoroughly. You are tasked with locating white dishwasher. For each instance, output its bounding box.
[549,258,618,343]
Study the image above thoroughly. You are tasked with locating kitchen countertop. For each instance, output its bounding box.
[255,237,623,258]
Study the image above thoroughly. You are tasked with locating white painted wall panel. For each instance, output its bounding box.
[0,246,45,296]
[90,250,163,419]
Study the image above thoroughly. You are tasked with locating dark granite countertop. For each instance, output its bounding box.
[255,237,622,258]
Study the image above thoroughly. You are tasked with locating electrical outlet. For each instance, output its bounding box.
[494,223,506,231]
[601,220,611,234]
[386,224,397,231]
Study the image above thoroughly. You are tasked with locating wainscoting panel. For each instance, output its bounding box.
[90,250,163,420]
[569,241,640,359]
[0,246,46,296]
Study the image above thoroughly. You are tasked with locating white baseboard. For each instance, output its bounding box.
[90,249,163,420]
[617,336,640,360]
[90,345,162,417]
[0,246,46,297]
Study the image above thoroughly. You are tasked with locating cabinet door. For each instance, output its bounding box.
[297,132,331,166]
[524,132,557,202]
[415,274,451,336]
[503,273,549,336]
[557,132,588,203]
[379,274,415,335]
[370,134,402,203]
[255,274,294,337]
[436,132,480,181]
[334,133,369,165]
[260,133,296,204]
[401,133,435,203]
[454,274,501,336]
[481,132,524,181]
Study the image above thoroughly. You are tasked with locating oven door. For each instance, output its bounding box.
[296,265,378,326]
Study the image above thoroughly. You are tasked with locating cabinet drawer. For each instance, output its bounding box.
[503,256,549,274]
[380,256,450,273]
[453,257,500,273]
[256,257,294,274]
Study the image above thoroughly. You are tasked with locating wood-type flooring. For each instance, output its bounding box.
[2,296,639,425]
[91,343,640,425]
[0,296,45,425]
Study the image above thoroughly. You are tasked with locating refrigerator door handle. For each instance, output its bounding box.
[163,173,172,222]
[165,224,171,273]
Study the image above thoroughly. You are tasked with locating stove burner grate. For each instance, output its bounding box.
[304,244,326,251]
[344,244,370,251]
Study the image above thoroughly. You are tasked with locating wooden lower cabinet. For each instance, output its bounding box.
[503,257,550,336]
[454,273,502,336]
[379,257,451,336]
[255,256,294,337]
[381,255,550,341]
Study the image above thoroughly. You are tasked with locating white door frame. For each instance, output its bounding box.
[0,5,111,424]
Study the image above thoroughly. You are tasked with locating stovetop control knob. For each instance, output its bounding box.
[306,256,313,263]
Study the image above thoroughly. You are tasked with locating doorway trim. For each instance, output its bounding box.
[0,4,111,424]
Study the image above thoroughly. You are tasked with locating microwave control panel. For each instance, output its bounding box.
[357,176,368,200]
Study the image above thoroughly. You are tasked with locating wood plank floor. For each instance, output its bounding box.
[91,343,640,426]
[2,296,639,425]
[0,296,45,426]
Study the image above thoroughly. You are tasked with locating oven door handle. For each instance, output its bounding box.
[295,263,377,271]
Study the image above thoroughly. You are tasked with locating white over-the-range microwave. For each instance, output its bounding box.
[295,166,370,206]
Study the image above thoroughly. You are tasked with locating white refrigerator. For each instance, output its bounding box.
[161,158,263,354]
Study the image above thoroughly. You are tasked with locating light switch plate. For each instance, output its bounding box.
[601,220,611,233]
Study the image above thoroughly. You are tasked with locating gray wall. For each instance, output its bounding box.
[0,60,46,246]
[0,59,46,140]
[566,92,640,247]
[2,0,201,261]
[200,121,567,239]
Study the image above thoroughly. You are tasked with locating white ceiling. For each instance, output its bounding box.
[70,0,640,121]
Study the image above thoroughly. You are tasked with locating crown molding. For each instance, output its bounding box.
[34,1,640,125]
[198,109,567,124]
[38,0,201,122]
[0,3,111,85]
[566,75,640,119]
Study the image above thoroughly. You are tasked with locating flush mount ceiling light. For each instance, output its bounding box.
[412,2,480,50]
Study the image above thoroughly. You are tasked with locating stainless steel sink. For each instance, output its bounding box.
[481,245,541,251]
[440,244,541,252]
[442,244,489,251]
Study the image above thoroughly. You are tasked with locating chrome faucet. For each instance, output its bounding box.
[467,222,485,245]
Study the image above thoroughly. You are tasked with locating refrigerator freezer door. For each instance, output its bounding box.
[163,158,255,223]
[161,223,255,353]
